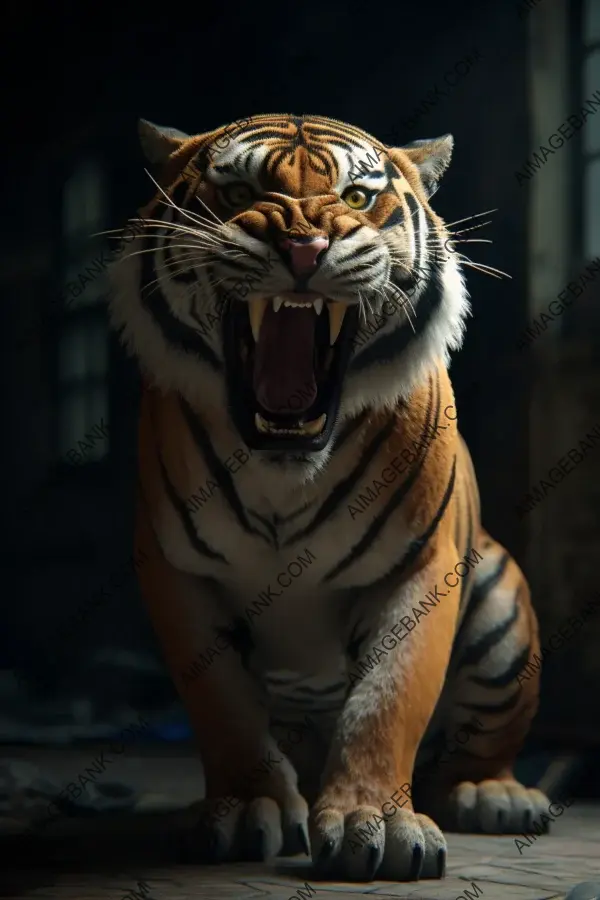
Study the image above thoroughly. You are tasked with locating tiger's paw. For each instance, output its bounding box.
[180,793,310,863]
[309,798,447,882]
[439,779,551,834]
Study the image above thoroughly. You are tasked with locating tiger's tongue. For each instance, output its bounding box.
[253,305,317,415]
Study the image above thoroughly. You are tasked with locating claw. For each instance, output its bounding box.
[317,837,335,865]
[437,847,447,879]
[248,827,269,861]
[408,843,424,881]
[365,845,383,882]
[297,823,311,856]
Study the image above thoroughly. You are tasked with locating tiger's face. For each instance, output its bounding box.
[110,114,468,468]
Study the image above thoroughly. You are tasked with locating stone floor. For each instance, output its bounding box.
[1,745,598,899]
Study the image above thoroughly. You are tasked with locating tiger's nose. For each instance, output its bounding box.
[277,236,329,277]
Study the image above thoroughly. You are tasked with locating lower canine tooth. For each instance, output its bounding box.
[327,302,347,345]
[248,297,268,341]
[303,414,327,435]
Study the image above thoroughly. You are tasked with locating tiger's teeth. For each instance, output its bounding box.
[271,296,324,314]
[255,413,271,434]
[327,302,347,345]
[248,297,268,341]
[254,413,327,436]
[302,413,327,435]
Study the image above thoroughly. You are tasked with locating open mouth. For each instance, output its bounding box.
[224,292,359,452]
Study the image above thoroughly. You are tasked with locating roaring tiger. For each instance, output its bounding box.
[108,113,548,883]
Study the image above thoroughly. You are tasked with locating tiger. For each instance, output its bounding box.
[108,113,549,883]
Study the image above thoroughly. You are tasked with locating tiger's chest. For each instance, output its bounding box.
[156,454,416,592]
[153,455,415,673]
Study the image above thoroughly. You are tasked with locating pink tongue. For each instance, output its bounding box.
[253,305,317,415]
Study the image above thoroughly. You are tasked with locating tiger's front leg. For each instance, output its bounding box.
[310,547,462,883]
[135,503,310,863]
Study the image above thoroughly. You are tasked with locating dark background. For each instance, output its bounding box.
[1,0,599,780]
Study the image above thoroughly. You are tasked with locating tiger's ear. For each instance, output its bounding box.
[390,134,454,199]
[138,119,191,166]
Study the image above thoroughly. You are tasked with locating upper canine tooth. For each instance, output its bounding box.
[248,297,268,341]
[327,302,347,345]
[255,412,270,433]
[273,297,283,312]
[314,298,323,315]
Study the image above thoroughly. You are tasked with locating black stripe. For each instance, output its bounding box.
[268,696,338,711]
[156,453,226,562]
[453,476,465,564]
[459,603,520,670]
[304,124,373,141]
[347,621,370,662]
[292,681,347,696]
[349,257,443,374]
[340,224,363,240]
[351,169,386,181]
[459,482,475,605]
[469,645,532,689]
[170,181,191,207]
[178,399,271,544]
[345,454,457,597]
[218,616,255,671]
[238,129,295,142]
[213,164,239,175]
[284,378,434,549]
[277,499,317,526]
[383,159,401,184]
[322,138,362,151]
[331,411,369,452]
[459,689,522,715]
[140,232,223,373]
[165,241,196,283]
[283,419,394,547]
[462,701,536,735]
[455,552,511,650]
[380,205,405,230]
[323,377,441,582]
[246,508,279,548]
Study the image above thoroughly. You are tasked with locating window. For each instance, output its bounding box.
[582,0,600,260]
[58,160,110,464]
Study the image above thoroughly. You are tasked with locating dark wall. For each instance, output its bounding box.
[0,0,537,738]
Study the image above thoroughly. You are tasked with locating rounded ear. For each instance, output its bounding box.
[138,119,191,166]
[388,134,454,199]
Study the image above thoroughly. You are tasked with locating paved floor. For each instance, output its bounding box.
[1,746,598,899]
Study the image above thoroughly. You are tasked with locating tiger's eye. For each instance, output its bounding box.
[343,188,369,210]
[221,182,255,209]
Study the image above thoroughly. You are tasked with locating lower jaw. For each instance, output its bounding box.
[223,302,359,454]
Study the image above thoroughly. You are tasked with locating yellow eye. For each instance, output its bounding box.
[342,187,371,210]
[220,182,255,209]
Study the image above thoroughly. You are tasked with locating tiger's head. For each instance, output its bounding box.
[109,113,469,471]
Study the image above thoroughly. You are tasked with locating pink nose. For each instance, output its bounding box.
[278,236,329,277]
